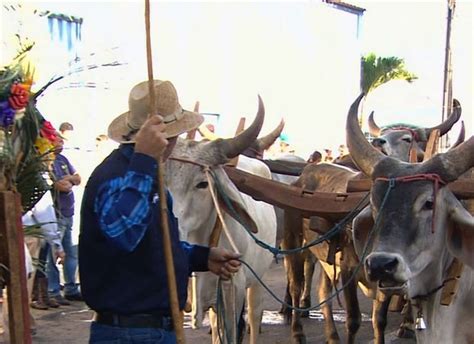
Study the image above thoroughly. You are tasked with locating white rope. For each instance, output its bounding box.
[206,169,238,342]
[206,170,239,254]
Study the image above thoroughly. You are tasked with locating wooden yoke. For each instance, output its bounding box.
[186,101,200,140]
[423,129,440,161]
[224,166,369,221]
[0,191,31,344]
[227,117,246,167]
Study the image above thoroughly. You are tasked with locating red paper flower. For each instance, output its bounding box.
[8,83,30,110]
[40,120,58,143]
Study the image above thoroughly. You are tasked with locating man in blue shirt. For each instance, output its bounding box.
[79,80,241,343]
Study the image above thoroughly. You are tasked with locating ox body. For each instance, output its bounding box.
[347,94,474,344]
[165,100,277,344]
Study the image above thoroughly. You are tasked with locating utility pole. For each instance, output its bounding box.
[441,0,456,150]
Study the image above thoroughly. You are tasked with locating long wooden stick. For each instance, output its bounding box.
[1,191,31,344]
[144,1,184,342]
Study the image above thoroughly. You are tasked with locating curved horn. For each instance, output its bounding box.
[255,119,285,151]
[217,96,265,159]
[424,135,474,182]
[346,93,385,177]
[426,98,462,137]
[450,121,465,149]
[367,111,381,137]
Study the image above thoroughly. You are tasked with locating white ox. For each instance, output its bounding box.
[165,98,276,344]
[347,94,474,344]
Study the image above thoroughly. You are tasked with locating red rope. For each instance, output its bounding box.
[376,174,447,233]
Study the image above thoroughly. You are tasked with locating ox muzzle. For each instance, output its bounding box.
[365,252,407,290]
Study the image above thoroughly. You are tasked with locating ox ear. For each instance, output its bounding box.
[214,170,259,234]
[447,203,474,269]
[352,206,374,258]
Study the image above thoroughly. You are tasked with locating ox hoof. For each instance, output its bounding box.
[396,327,415,339]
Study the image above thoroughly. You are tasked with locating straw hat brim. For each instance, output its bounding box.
[108,110,204,143]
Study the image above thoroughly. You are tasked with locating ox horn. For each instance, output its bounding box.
[367,111,381,137]
[217,95,265,159]
[424,135,474,182]
[425,99,461,137]
[450,120,465,149]
[255,119,285,151]
[346,93,385,177]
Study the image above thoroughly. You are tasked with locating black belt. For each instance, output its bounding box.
[94,312,174,331]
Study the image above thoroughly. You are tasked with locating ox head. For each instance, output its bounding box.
[368,99,461,162]
[242,119,285,159]
[348,94,474,298]
[165,97,265,242]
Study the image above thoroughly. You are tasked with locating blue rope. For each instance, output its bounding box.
[218,180,395,314]
[216,278,233,343]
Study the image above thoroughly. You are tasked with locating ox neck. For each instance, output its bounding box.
[411,268,473,344]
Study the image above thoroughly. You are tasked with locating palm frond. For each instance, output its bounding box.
[361,53,418,94]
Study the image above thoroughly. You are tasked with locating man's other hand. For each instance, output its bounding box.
[208,247,241,280]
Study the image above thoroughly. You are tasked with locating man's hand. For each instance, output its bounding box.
[208,247,241,280]
[64,174,81,186]
[55,179,73,192]
[134,116,169,161]
[55,250,65,265]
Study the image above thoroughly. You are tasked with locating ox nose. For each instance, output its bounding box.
[365,253,400,282]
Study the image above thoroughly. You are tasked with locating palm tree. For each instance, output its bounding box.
[359,53,417,127]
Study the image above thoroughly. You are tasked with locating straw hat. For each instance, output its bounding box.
[108,80,204,143]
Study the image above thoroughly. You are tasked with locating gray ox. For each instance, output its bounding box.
[347,94,474,344]
[283,98,461,344]
[165,98,277,344]
[368,100,461,162]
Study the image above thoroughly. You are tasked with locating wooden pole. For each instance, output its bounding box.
[144,1,184,342]
[441,0,455,150]
[0,191,31,344]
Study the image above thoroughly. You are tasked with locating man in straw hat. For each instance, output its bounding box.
[79,80,241,343]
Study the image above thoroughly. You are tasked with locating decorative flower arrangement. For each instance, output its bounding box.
[0,50,57,212]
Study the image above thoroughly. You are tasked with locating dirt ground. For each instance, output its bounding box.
[0,261,415,343]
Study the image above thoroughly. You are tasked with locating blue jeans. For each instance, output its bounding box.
[47,216,80,296]
[89,322,177,343]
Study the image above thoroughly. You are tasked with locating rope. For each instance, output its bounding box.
[206,168,239,253]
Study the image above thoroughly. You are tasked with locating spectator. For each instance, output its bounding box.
[59,122,74,141]
[48,134,82,304]
[307,150,322,164]
[25,189,64,310]
[323,148,334,162]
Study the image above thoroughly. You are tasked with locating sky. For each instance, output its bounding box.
[352,0,472,146]
[1,0,472,158]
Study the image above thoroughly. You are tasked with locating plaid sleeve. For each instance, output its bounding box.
[94,153,157,252]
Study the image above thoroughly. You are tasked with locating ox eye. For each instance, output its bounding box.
[423,199,434,210]
[402,137,412,143]
[196,181,209,189]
